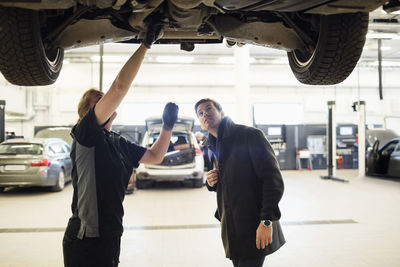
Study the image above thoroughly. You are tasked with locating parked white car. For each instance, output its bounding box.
[136,116,204,189]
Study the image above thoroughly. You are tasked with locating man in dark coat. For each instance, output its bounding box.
[195,98,285,267]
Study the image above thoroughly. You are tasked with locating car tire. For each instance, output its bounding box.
[192,178,204,188]
[0,7,64,86]
[287,12,368,85]
[136,179,152,189]
[51,169,65,192]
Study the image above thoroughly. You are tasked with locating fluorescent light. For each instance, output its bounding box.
[364,45,393,51]
[155,56,194,63]
[383,61,400,66]
[365,61,400,67]
[217,56,234,64]
[380,46,392,51]
[90,55,130,62]
[366,32,399,39]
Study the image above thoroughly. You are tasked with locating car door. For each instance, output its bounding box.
[47,141,70,178]
[387,142,400,178]
[367,140,380,175]
[46,142,62,179]
[57,141,72,178]
[378,141,398,175]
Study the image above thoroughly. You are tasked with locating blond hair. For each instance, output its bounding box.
[77,88,104,123]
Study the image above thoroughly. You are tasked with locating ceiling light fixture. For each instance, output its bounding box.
[155,56,194,64]
[90,55,130,62]
[217,56,235,64]
[366,32,399,39]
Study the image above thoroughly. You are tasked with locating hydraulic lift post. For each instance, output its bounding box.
[0,100,5,143]
[321,101,348,182]
[354,101,366,177]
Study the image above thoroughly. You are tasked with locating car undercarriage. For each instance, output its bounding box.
[0,0,392,86]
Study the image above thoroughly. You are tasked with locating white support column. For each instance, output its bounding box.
[234,45,252,126]
[358,101,366,177]
[330,101,337,177]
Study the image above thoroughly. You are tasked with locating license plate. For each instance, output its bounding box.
[4,165,26,171]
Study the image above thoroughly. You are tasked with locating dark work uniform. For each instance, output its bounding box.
[204,117,285,266]
[63,107,146,267]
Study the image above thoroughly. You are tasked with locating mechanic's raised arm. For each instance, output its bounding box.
[94,20,164,125]
[140,103,179,164]
[94,44,147,125]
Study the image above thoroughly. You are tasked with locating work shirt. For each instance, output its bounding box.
[67,107,146,239]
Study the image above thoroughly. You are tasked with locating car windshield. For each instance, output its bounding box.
[0,143,43,155]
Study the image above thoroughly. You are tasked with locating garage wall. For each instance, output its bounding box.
[1,55,399,137]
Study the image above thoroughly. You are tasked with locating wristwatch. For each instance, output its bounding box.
[261,220,272,227]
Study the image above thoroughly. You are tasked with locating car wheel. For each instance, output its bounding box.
[287,12,368,85]
[51,169,65,192]
[0,7,64,86]
[136,179,152,189]
[192,178,204,188]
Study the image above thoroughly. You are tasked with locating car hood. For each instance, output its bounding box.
[145,116,194,132]
[366,128,399,148]
[34,127,73,146]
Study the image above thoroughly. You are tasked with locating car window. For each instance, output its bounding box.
[147,133,160,147]
[393,143,400,154]
[0,143,43,155]
[48,143,65,155]
[147,132,191,151]
[63,144,71,153]
[383,142,398,154]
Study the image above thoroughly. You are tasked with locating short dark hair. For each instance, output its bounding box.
[194,98,223,116]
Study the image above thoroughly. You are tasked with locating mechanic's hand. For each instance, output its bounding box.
[256,223,273,249]
[162,102,178,131]
[142,20,164,48]
[206,168,219,187]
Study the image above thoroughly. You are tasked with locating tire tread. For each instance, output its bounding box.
[0,7,63,86]
[288,12,368,85]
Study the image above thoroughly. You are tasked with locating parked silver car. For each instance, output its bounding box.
[0,138,72,192]
[136,116,204,188]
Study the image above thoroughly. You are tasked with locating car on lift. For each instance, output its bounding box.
[366,129,400,178]
[0,0,392,87]
[0,138,72,192]
[136,116,204,188]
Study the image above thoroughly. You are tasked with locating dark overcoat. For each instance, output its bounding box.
[205,117,285,260]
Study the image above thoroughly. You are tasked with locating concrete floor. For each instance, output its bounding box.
[0,170,399,267]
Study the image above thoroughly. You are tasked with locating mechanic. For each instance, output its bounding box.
[62,23,178,267]
[194,98,285,267]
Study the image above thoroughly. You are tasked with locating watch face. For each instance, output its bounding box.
[263,220,271,226]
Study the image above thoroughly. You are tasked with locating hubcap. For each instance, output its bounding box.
[58,171,65,188]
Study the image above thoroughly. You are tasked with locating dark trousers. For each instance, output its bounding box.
[63,231,121,267]
[232,256,266,267]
